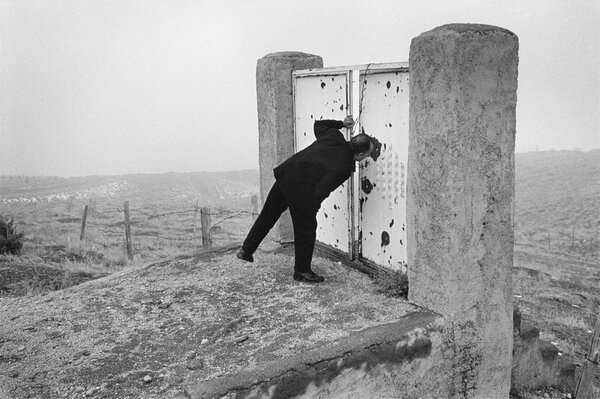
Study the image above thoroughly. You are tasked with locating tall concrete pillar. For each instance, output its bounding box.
[256,52,323,242]
[407,24,518,397]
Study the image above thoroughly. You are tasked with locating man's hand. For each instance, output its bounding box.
[343,115,355,129]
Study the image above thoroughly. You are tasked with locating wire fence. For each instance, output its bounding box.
[86,201,259,259]
[6,196,261,261]
[3,193,597,262]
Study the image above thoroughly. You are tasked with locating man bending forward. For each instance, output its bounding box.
[237,116,377,283]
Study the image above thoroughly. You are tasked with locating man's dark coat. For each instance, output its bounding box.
[273,120,354,211]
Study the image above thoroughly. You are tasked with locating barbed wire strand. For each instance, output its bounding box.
[146,209,196,219]
[209,211,248,233]
[12,200,261,254]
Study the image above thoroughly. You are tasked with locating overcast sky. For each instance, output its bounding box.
[1,0,598,177]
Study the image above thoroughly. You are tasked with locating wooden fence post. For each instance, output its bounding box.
[200,207,212,248]
[251,195,259,222]
[88,199,95,217]
[575,313,600,398]
[79,205,88,242]
[193,200,199,239]
[124,201,133,260]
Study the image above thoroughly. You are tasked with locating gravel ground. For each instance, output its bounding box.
[0,243,418,399]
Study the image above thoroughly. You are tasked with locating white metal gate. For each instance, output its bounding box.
[357,67,409,273]
[293,70,353,256]
[292,63,409,272]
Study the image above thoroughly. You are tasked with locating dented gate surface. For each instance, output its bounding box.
[293,71,353,255]
[293,64,409,273]
[358,68,409,273]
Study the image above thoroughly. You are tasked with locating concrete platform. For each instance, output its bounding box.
[185,312,445,399]
[0,242,442,399]
[179,244,445,399]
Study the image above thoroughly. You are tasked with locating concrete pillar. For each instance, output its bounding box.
[407,24,518,397]
[256,52,323,241]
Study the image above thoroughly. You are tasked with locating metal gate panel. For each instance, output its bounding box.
[358,69,409,272]
[293,71,352,255]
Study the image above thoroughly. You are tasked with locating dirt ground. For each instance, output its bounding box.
[0,243,419,399]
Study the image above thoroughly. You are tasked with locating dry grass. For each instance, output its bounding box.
[513,251,599,367]
[0,192,255,297]
[552,315,591,331]
[539,331,583,358]
[515,150,600,261]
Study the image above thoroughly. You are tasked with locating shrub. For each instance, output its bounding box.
[0,214,25,255]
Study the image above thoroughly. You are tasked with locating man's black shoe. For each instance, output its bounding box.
[236,248,254,263]
[293,271,324,283]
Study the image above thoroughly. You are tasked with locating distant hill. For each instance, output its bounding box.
[515,150,599,254]
[0,170,260,208]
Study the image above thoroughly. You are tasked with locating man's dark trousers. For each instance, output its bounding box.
[242,181,317,273]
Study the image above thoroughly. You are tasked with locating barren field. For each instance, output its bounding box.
[1,150,599,398]
[0,171,260,297]
[512,150,599,385]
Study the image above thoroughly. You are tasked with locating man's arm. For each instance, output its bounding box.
[313,116,354,139]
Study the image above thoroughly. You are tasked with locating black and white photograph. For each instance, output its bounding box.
[1,1,598,398]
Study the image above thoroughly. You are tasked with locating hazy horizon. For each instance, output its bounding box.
[0,148,595,179]
[1,0,598,177]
